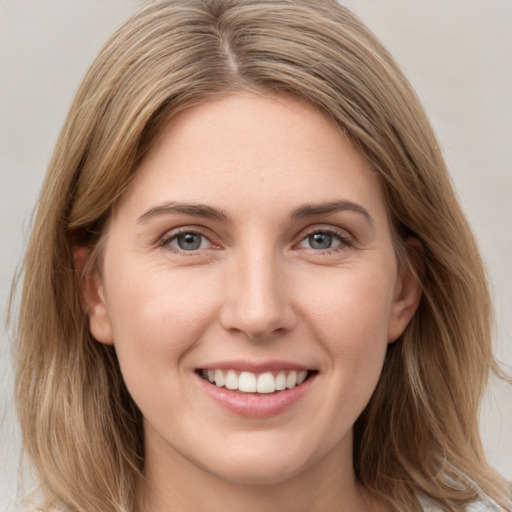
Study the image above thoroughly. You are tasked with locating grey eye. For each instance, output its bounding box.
[173,232,204,251]
[308,232,333,250]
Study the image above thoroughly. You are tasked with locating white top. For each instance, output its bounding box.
[421,497,506,511]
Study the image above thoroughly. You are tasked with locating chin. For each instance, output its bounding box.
[189,436,328,487]
[207,457,308,486]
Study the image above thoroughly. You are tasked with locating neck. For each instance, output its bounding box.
[137,433,385,512]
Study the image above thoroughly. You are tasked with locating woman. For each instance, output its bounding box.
[12,0,511,511]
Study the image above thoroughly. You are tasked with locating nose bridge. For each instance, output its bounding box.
[220,242,293,339]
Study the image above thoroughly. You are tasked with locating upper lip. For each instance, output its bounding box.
[197,360,314,373]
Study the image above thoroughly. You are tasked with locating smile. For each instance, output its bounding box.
[195,362,318,417]
[199,369,311,393]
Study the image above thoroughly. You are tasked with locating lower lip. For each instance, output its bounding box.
[196,373,316,418]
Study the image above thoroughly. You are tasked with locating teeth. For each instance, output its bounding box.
[201,369,310,393]
[286,370,297,389]
[214,369,225,387]
[239,371,257,392]
[275,371,287,391]
[256,372,275,393]
[297,370,308,385]
[225,369,238,390]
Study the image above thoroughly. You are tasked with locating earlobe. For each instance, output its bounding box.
[73,247,114,345]
[388,239,424,343]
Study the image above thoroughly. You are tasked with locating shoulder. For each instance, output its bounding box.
[465,501,508,512]
[420,496,507,511]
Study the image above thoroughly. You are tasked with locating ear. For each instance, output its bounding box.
[388,238,424,343]
[74,246,114,345]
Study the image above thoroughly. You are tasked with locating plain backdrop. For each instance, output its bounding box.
[1,1,511,510]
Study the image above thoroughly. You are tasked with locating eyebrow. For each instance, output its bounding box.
[291,200,374,226]
[137,199,373,226]
[137,202,232,224]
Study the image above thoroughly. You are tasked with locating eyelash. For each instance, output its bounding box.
[297,227,353,253]
[158,227,216,254]
[158,226,353,255]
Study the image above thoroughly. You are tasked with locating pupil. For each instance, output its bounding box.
[178,233,201,250]
[310,233,332,249]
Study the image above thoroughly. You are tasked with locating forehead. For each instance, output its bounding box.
[115,92,388,226]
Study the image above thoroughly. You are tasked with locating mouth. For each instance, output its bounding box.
[196,368,318,394]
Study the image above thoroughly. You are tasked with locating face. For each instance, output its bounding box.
[85,93,420,487]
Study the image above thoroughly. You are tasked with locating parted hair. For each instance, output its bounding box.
[13,1,511,511]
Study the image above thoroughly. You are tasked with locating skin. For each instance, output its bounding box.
[83,93,421,512]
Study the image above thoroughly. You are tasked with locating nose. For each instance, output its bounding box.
[219,248,296,340]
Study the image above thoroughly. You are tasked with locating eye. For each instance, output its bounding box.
[297,229,351,251]
[162,231,212,252]
[306,232,336,250]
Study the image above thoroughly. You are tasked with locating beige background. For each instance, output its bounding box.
[1,1,511,509]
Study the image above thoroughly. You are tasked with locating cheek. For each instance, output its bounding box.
[299,264,394,387]
[304,266,395,344]
[103,263,222,374]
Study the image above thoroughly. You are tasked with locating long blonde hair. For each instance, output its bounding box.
[13,1,511,510]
